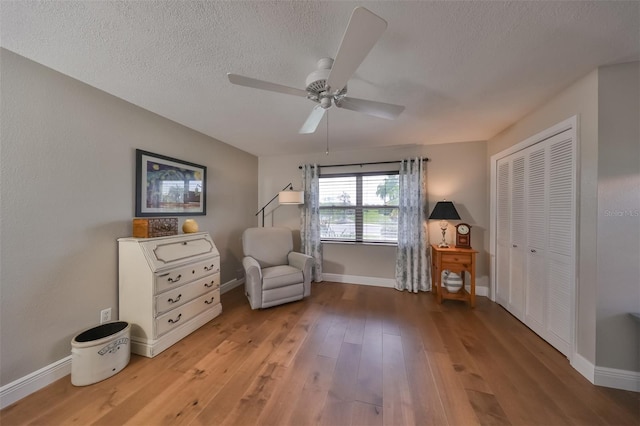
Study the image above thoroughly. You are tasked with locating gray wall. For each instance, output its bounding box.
[0,49,258,386]
[488,62,640,373]
[596,62,639,371]
[258,140,489,288]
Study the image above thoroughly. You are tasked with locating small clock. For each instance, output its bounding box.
[455,223,472,248]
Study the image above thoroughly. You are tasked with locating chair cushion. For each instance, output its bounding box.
[242,227,293,268]
[262,265,303,290]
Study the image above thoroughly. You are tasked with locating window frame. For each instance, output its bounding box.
[319,170,400,244]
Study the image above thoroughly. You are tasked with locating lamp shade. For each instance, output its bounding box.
[278,190,304,205]
[428,201,460,220]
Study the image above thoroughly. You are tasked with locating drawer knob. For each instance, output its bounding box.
[204,264,216,271]
[168,294,182,304]
[167,274,182,283]
[205,297,216,305]
[168,313,182,324]
[204,281,215,288]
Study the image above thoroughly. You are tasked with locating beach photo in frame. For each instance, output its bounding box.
[135,149,206,217]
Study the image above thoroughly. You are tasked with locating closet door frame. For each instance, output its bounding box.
[489,115,578,356]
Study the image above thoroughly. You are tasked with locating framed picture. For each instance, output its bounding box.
[135,149,206,217]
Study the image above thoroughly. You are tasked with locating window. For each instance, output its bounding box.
[319,172,399,243]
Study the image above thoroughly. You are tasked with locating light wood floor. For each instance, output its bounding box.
[1,282,638,426]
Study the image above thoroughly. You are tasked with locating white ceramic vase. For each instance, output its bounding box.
[443,270,463,293]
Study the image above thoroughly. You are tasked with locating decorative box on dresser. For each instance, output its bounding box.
[118,232,222,357]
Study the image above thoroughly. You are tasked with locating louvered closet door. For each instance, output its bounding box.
[495,159,511,307]
[508,155,526,321]
[524,146,547,337]
[545,134,575,356]
[493,127,575,358]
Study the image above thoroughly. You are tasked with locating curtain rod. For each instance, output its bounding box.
[297,158,429,169]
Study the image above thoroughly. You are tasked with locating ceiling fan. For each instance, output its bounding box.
[227,7,405,134]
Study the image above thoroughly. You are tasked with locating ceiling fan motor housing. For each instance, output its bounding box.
[305,57,346,107]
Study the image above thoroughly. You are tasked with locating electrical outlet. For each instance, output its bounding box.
[100,308,111,324]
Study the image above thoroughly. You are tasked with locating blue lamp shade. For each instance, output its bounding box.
[428,201,460,220]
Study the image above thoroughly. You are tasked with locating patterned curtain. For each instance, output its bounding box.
[301,164,323,282]
[395,158,430,292]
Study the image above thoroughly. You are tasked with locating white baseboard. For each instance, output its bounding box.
[571,352,595,383]
[0,278,244,410]
[475,276,490,297]
[570,353,639,392]
[595,366,640,392]
[322,273,395,288]
[322,273,490,297]
[0,355,71,409]
[220,277,244,294]
[468,285,490,297]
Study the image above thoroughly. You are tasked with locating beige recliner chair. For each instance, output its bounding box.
[242,227,314,309]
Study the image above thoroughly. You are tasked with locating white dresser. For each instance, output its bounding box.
[118,232,222,357]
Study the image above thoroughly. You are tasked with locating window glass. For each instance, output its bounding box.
[319,172,399,243]
[320,208,356,240]
[319,176,356,206]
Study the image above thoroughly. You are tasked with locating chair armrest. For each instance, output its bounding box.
[242,256,263,309]
[288,251,313,271]
[288,252,314,297]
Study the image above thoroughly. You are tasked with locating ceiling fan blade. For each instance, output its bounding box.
[227,73,307,97]
[326,7,387,94]
[336,96,405,120]
[299,105,326,134]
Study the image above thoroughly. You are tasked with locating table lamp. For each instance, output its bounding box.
[428,200,460,247]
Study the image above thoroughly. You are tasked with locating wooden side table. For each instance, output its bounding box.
[430,244,478,307]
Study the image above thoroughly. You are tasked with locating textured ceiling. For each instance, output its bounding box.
[1,1,638,157]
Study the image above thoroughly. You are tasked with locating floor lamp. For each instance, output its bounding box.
[255,183,304,226]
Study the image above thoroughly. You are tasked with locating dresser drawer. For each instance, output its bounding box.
[441,253,472,265]
[154,257,220,294]
[155,273,220,314]
[155,290,220,337]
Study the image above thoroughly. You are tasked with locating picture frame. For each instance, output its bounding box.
[135,149,206,217]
